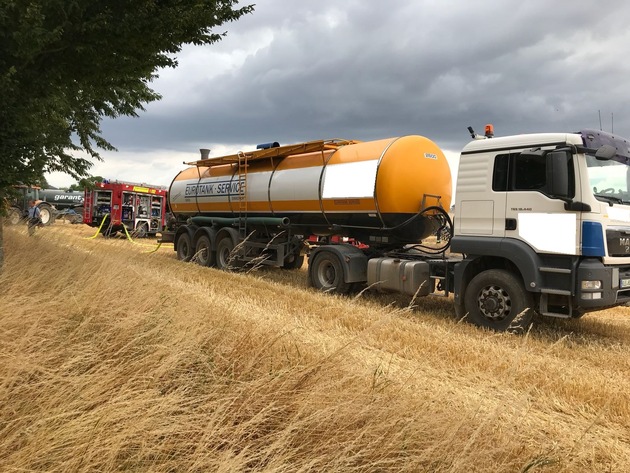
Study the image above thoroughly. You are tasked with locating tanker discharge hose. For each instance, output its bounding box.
[401,205,453,255]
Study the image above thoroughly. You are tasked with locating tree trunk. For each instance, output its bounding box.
[0,189,6,275]
[0,216,4,275]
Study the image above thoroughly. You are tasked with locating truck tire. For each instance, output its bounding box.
[195,235,216,267]
[6,207,22,225]
[216,236,236,270]
[464,269,534,333]
[309,251,350,294]
[176,232,194,262]
[38,203,55,226]
[282,253,304,270]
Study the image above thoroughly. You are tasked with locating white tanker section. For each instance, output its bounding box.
[169,135,453,243]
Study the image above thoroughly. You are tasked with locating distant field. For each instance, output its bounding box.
[1,223,630,472]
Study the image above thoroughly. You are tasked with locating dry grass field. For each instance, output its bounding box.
[1,222,630,472]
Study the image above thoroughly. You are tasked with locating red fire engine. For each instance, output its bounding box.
[83,180,168,237]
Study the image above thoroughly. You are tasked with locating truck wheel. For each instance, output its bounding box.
[283,253,304,270]
[135,222,149,238]
[38,203,55,225]
[6,207,22,225]
[309,251,350,294]
[176,232,193,262]
[195,235,216,267]
[216,236,235,270]
[464,269,534,332]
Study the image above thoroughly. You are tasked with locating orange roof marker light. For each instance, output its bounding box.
[466,124,495,140]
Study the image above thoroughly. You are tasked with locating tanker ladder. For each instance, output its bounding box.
[237,150,249,241]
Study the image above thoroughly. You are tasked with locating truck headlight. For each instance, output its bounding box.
[581,280,602,290]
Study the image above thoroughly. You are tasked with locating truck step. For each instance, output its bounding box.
[539,311,572,319]
[539,267,571,274]
[539,292,573,318]
[540,288,572,295]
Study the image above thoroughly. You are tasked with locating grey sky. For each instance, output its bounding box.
[47,0,630,188]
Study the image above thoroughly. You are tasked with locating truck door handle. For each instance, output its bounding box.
[505,218,517,231]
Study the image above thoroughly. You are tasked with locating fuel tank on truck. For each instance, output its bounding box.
[169,135,452,244]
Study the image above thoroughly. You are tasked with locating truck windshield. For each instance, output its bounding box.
[580,129,630,205]
[585,155,630,204]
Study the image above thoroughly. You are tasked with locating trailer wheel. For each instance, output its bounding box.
[216,236,236,270]
[195,235,216,267]
[38,203,55,226]
[6,207,22,225]
[176,232,194,262]
[464,269,534,333]
[309,251,350,294]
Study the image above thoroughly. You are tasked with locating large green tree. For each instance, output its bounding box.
[0,0,254,271]
[69,176,104,191]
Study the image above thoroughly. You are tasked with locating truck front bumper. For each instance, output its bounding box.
[576,258,630,309]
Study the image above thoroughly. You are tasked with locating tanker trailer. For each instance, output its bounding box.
[39,189,84,210]
[164,135,453,282]
[39,188,85,223]
[4,185,57,226]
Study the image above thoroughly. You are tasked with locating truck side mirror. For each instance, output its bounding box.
[595,144,616,160]
[546,150,571,198]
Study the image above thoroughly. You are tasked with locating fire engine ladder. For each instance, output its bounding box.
[84,191,93,222]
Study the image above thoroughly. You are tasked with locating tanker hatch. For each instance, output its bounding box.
[257,142,280,150]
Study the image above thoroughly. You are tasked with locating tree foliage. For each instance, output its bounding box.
[0,0,254,191]
[69,176,103,191]
[0,0,253,273]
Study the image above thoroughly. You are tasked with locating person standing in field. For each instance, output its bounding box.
[27,200,42,236]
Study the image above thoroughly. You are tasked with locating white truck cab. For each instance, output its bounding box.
[451,128,630,328]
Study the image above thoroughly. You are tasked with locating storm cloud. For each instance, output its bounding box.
[48,0,630,187]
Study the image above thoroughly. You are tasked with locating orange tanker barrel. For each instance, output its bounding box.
[168,135,452,244]
[319,136,451,232]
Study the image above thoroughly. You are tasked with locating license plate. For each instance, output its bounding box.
[621,278,630,288]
